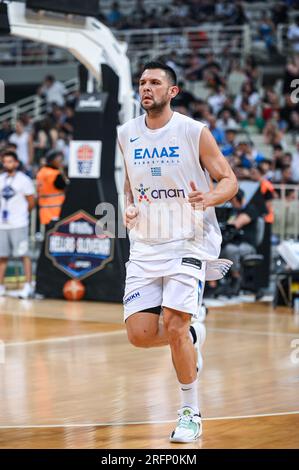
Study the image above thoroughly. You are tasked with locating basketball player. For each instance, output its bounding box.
[118,62,238,443]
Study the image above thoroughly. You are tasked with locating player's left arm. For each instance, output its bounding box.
[188,127,238,209]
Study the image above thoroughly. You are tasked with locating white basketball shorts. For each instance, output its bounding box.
[123,258,206,321]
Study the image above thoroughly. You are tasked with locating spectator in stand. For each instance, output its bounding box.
[189,0,216,23]
[19,113,33,134]
[236,141,265,168]
[226,2,247,26]
[36,150,68,227]
[283,55,299,95]
[287,16,299,54]
[291,136,299,182]
[221,127,238,157]
[201,53,222,74]
[170,0,191,24]
[0,120,12,145]
[185,54,203,81]
[257,158,274,182]
[208,115,226,145]
[272,2,288,27]
[280,165,296,185]
[192,99,210,121]
[216,108,239,132]
[8,118,33,174]
[244,55,261,84]
[227,60,247,99]
[220,188,266,296]
[38,75,67,109]
[131,0,147,25]
[62,105,75,136]
[106,1,123,27]
[55,130,71,167]
[258,14,277,54]
[251,164,275,289]
[49,104,66,130]
[0,151,35,298]
[2,142,18,154]
[172,81,196,111]
[234,82,260,123]
[272,144,285,181]
[208,85,228,115]
[273,152,293,183]
[251,164,275,223]
[289,108,299,133]
[263,117,286,147]
[262,88,281,122]
[215,0,236,22]
[280,94,299,131]
[32,117,56,169]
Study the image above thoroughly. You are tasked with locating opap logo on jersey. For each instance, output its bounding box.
[135,184,186,203]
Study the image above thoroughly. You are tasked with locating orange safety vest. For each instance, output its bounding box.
[36,166,65,225]
[261,179,274,224]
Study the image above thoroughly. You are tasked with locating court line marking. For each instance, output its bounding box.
[0,411,298,429]
[5,330,126,347]
[4,326,298,348]
[208,327,299,338]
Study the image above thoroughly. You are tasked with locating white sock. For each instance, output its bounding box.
[179,378,199,414]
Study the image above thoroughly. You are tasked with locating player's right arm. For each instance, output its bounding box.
[118,140,139,229]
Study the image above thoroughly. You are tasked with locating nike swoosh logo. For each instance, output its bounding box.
[130,137,140,143]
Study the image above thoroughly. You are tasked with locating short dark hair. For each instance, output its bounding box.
[142,61,177,85]
[1,151,18,161]
[46,149,64,164]
[273,144,283,151]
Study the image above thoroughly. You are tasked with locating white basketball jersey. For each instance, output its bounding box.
[118,111,222,261]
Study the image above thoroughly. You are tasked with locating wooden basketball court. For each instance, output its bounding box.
[0,297,298,449]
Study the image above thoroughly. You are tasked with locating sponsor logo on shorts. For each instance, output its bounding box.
[181,258,202,270]
[124,291,141,305]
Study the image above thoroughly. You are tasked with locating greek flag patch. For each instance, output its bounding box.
[151,167,161,176]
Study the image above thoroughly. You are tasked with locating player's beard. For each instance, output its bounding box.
[4,167,15,174]
[141,93,169,115]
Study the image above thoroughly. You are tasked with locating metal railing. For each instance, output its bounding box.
[0,22,293,74]
[100,0,283,17]
[100,0,171,15]
[0,77,79,126]
[0,24,251,70]
[0,37,76,66]
[117,24,251,62]
[273,184,299,241]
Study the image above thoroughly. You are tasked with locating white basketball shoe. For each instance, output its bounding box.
[170,406,202,443]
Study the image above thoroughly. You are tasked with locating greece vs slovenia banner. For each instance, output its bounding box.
[69,140,102,178]
[46,210,114,280]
